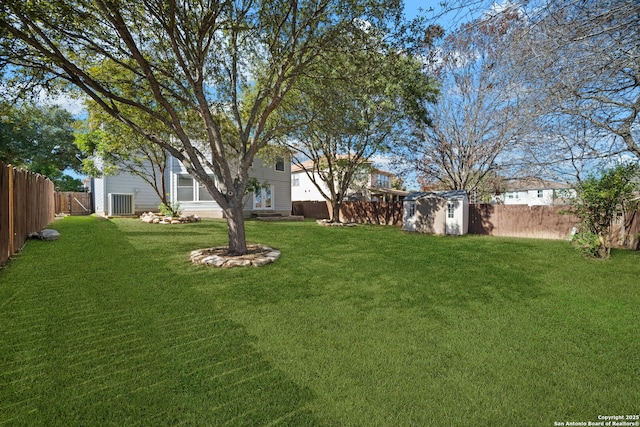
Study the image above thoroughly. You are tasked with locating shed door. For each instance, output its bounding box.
[404,202,417,231]
[445,201,459,235]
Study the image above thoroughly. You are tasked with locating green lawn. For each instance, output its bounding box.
[1,216,638,426]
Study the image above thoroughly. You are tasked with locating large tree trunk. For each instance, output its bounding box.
[225,200,248,255]
[331,200,342,223]
[597,233,610,259]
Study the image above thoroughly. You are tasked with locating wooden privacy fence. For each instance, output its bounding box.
[340,201,403,225]
[468,204,640,249]
[292,200,403,225]
[292,201,330,219]
[469,204,579,240]
[1,162,55,267]
[55,191,92,215]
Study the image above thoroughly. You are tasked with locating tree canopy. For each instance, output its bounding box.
[403,6,535,198]
[283,22,437,221]
[76,101,171,207]
[1,0,414,254]
[421,0,640,171]
[0,101,84,190]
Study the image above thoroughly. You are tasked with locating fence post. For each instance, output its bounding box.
[8,164,14,256]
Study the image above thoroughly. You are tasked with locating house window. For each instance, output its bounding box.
[254,185,273,209]
[178,174,216,202]
[537,190,544,198]
[177,174,194,201]
[292,174,300,187]
[198,175,215,201]
[376,174,390,188]
[447,202,455,219]
[275,157,285,172]
[408,202,416,217]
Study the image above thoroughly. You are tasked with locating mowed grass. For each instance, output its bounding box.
[0,216,638,426]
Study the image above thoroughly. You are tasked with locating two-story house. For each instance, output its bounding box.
[492,178,575,206]
[291,159,407,203]
[93,155,291,217]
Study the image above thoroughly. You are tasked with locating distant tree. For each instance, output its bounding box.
[569,163,640,258]
[76,102,171,208]
[0,102,83,189]
[515,0,640,159]
[391,176,405,191]
[284,31,436,222]
[405,6,534,196]
[423,0,640,164]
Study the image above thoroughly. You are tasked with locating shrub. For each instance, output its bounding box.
[571,231,603,258]
[158,200,181,217]
[568,163,639,258]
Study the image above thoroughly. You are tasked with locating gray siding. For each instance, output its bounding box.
[169,155,291,218]
[95,154,291,218]
[249,157,291,213]
[93,161,166,216]
[168,156,224,218]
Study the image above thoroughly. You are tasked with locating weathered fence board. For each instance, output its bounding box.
[0,162,55,266]
[468,204,579,240]
[292,200,403,225]
[468,204,640,248]
[292,201,330,219]
[340,201,403,226]
[0,163,9,266]
[55,192,92,215]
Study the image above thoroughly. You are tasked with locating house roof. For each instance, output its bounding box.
[405,190,467,201]
[505,178,572,191]
[370,188,409,197]
[291,159,315,173]
[291,157,392,177]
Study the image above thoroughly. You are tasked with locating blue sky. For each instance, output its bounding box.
[403,0,443,19]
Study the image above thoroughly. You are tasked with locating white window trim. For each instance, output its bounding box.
[254,185,274,210]
[447,202,455,219]
[176,174,217,202]
[176,174,195,202]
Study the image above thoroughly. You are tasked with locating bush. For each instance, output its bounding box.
[571,231,603,258]
[568,163,639,258]
[158,200,181,217]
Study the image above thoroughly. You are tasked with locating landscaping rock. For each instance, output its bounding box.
[201,255,227,267]
[251,257,274,267]
[190,244,281,268]
[39,229,60,241]
[316,219,357,227]
[140,212,200,224]
[223,258,253,268]
[190,249,205,258]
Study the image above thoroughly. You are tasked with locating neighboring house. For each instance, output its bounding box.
[291,159,408,202]
[492,178,575,206]
[403,190,469,236]
[93,155,291,217]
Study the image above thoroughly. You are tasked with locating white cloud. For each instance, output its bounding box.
[38,91,87,117]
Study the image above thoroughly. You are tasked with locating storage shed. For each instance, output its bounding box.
[403,190,469,235]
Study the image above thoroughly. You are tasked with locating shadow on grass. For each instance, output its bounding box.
[0,216,319,426]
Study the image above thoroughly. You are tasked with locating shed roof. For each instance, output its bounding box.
[405,190,467,201]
